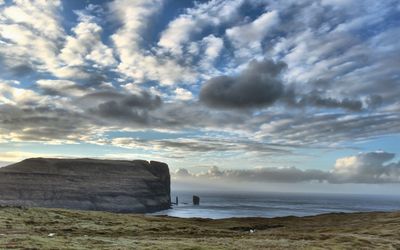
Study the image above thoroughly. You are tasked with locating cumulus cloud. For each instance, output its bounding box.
[226,10,279,58]
[0,0,64,76]
[174,151,400,184]
[175,168,191,177]
[331,151,400,183]
[174,88,193,101]
[158,0,243,56]
[0,83,42,105]
[109,0,196,85]
[200,58,287,108]
[87,91,162,125]
[199,35,224,69]
[59,9,116,68]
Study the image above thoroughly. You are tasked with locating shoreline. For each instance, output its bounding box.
[1,206,399,249]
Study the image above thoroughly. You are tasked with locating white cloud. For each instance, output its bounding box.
[0,151,49,163]
[158,16,198,55]
[226,10,279,58]
[158,0,243,57]
[0,82,43,105]
[59,16,116,68]
[2,0,63,40]
[109,0,196,85]
[199,35,224,69]
[174,88,194,101]
[332,151,400,183]
[36,79,90,97]
[0,0,65,76]
[0,151,79,163]
[174,151,400,184]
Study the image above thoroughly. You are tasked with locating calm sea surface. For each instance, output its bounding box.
[151,191,400,219]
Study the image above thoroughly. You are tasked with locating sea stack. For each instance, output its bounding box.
[193,195,200,205]
[0,158,171,213]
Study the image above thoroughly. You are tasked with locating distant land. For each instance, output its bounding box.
[0,206,399,249]
[0,158,171,213]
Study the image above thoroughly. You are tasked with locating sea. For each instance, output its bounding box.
[151,191,400,219]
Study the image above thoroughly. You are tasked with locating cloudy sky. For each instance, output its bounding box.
[0,0,399,193]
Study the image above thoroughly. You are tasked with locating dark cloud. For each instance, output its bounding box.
[91,101,150,124]
[199,58,365,112]
[174,151,400,184]
[87,91,162,124]
[80,91,124,101]
[366,95,383,109]
[1,91,399,149]
[80,91,161,108]
[37,82,88,97]
[256,112,400,146]
[112,136,292,158]
[59,67,109,87]
[200,59,286,109]
[286,90,363,111]
[0,104,91,142]
[121,91,162,110]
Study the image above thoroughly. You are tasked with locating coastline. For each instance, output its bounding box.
[1,206,399,249]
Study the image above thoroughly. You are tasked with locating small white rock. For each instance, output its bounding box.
[48,233,56,237]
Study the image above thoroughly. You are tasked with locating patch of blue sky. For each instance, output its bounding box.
[140,0,197,50]
[349,4,400,40]
[351,135,400,161]
[62,0,113,43]
[288,147,359,171]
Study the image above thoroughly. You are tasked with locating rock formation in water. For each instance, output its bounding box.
[193,195,200,205]
[0,158,171,213]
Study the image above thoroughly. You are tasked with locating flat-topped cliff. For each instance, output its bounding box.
[0,158,171,213]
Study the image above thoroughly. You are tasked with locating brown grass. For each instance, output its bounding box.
[0,207,399,249]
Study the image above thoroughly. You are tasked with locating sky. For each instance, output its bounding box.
[0,0,399,193]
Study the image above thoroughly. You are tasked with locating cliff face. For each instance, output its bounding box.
[0,158,171,213]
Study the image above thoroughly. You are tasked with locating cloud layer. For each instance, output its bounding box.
[0,0,399,176]
[175,151,400,184]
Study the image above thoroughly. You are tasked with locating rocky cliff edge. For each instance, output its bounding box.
[0,158,171,213]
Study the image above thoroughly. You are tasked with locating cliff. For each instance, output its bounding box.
[0,158,171,213]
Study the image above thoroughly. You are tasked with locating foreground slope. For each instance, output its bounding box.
[0,158,171,213]
[0,207,399,249]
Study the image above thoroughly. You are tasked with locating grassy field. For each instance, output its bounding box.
[0,206,399,249]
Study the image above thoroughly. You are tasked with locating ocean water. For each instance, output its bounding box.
[151,191,400,219]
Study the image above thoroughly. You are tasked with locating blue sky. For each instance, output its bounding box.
[0,0,399,192]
